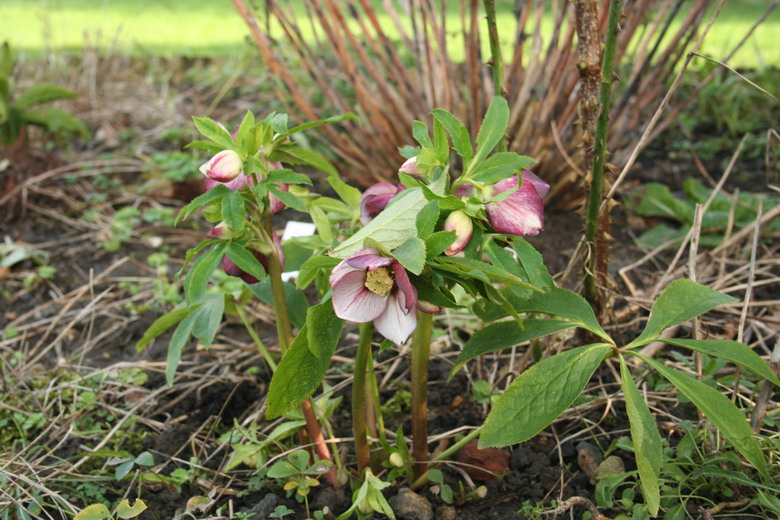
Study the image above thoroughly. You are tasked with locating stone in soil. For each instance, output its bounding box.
[389,488,434,520]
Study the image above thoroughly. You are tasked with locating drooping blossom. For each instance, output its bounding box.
[398,156,423,177]
[455,170,548,237]
[200,150,243,183]
[203,161,288,215]
[221,232,284,284]
[330,248,418,345]
[443,210,473,256]
[360,183,405,225]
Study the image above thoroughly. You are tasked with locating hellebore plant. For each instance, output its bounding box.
[142,98,777,519]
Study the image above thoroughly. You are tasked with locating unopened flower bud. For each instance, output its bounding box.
[417,300,442,314]
[389,452,405,468]
[199,150,243,183]
[398,156,423,176]
[443,210,473,256]
[206,222,232,240]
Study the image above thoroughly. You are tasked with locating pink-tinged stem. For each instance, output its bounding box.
[411,310,433,479]
[352,322,374,475]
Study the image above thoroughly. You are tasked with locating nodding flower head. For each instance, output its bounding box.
[329,248,418,345]
[398,156,423,177]
[200,150,243,183]
[202,161,288,215]
[443,210,473,256]
[359,183,405,226]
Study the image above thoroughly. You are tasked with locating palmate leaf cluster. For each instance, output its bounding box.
[0,42,89,146]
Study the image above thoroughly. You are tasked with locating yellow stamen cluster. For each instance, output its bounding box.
[364,267,394,296]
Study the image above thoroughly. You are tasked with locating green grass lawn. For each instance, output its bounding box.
[4,0,778,69]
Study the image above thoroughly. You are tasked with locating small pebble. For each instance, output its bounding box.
[389,488,434,520]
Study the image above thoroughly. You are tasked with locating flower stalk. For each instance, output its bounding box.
[582,0,622,313]
[483,0,506,153]
[352,322,375,475]
[410,310,433,479]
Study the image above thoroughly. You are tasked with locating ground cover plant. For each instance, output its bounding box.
[1,1,779,519]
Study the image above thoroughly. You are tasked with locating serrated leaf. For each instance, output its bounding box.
[392,237,426,275]
[225,243,266,281]
[664,338,780,386]
[451,319,575,375]
[412,120,432,148]
[266,112,288,134]
[331,188,427,258]
[425,231,456,259]
[183,243,226,304]
[431,108,472,164]
[480,343,612,447]
[271,144,338,178]
[306,302,344,358]
[190,293,224,349]
[73,504,112,520]
[510,238,555,289]
[285,112,359,136]
[176,184,231,225]
[628,280,737,348]
[236,110,256,157]
[434,256,538,291]
[634,353,767,476]
[620,356,662,517]
[309,204,333,245]
[471,152,535,184]
[267,324,333,418]
[415,201,440,239]
[185,140,224,154]
[193,116,235,150]
[221,190,246,231]
[471,96,509,169]
[135,307,193,353]
[166,312,197,385]
[296,255,340,289]
[269,184,307,213]
[267,169,313,185]
[16,84,78,109]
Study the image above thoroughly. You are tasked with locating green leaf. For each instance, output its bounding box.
[166,312,197,385]
[15,84,78,109]
[225,243,266,282]
[433,256,538,291]
[116,499,148,519]
[268,169,313,185]
[415,201,440,239]
[185,140,224,154]
[412,120,432,148]
[134,452,154,466]
[504,287,611,342]
[221,190,246,231]
[236,110,256,157]
[183,243,226,304]
[190,294,224,349]
[431,108,473,164]
[451,319,575,375]
[471,96,509,169]
[664,338,780,386]
[266,112,288,134]
[619,356,662,517]
[634,353,767,476]
[480,343,612,447]
[296,255,340,289]
[251,281,309,329]
[392,237,426,275]
[271,144,338,178]
[509,238,555,289]
[628,280,737,348]
[22,107,89,138]
[306,302,344,359]
[73,504,112,520]
[135,307,192,353]
[471,153,535,184]
[285,112,359,136]
[331,188,427,258]
[115,459,135,480]
[193,116,235,150]
[425,231,456,259]
[432,118,448,162]
[267,325,333,418]
[268,184,307,213]
[176,184,231,225]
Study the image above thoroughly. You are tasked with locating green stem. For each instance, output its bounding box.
[411,311,433,479]
[410,426,482,489]
[353,322,374,475]
[234,298,277,371]
[583,0,622,307]
[483,0,506,153]
[262,216,293,352]
[367,353,387,446]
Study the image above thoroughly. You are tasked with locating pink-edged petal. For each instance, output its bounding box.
[269,183,288,215]
[332,270,388,323]
[520,169,550,199]
[392,262,417,313]
[329,248,381,287]
[360,183,405,225]
[486,177,544,236]
[373,293,418,345]
[454,184,474,199]
[204,173,253,192]
[347,253,394,270]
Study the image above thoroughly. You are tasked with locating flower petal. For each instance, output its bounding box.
[392,262,418,313]
[347,252,394,270]
[487,176,544,236]
[520,169,550,199]
[360,183,405,225]
[373,294,418,345]
[204,173,254,192]
[332,269,388,323]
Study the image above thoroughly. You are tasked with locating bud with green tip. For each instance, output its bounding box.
[199,150,243,183]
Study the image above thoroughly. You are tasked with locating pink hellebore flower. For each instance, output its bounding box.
[203,161,288,215]
[221,232,284,284]
[443,210,473,256]
[360,183,405,226]
[485,170,548,237]
[398,156,423,177]
[200,150,243,183]
[330,248,418,345]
